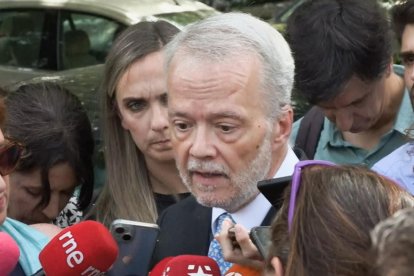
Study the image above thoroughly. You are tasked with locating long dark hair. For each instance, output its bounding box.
[5,82,95,210]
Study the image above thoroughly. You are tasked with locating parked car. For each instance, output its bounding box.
[0,0,217,85]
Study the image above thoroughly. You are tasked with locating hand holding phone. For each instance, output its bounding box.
[249,226,271,259]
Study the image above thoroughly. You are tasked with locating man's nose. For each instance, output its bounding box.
[189,128,216,159]
[334,109,353,132]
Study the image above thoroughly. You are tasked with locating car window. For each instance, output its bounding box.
[0,10,48,69]
[60,11,126,70]
[157,10,218,26]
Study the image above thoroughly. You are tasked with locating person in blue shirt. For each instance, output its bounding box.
[372,1,414,194]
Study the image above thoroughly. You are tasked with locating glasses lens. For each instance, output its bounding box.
[0,142,22,176]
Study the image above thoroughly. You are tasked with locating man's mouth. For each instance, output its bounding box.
[152,139,170,144]
[191,171,228,178]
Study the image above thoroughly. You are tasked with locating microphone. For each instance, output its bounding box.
[0,232,20,275]
[37,220,118,276]
[224,264,262,275]
[150,255,220,276]
[148,257,174,275]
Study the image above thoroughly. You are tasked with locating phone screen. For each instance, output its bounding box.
[107,219,160,276]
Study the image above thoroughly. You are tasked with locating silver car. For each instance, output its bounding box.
[0,0,217,85]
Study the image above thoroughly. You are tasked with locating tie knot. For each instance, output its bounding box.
[214,212,234,235]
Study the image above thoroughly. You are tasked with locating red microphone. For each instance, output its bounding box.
[149,257,174,275]
[0,232,20,275]
[38,220,118,276]
[153,255,220,276]
[224,264,262,275]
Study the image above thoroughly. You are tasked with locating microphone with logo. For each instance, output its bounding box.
[32,220,118,276]
[0,232,20,275]
[149,255,220,276]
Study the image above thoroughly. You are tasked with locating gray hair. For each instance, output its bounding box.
[370,207,414,276]
[164,12,294,119]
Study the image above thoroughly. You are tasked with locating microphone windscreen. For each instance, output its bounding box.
[0,232,20,275]
[148,257,174,275]
[224,264,262,276]
[39,220,118,276]
[163,255,220,276]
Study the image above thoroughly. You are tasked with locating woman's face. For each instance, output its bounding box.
[115,50,174,162]
[7,162,77,224]
[0,129,9,225]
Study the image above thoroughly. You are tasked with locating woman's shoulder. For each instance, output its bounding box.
[30,223,62,239]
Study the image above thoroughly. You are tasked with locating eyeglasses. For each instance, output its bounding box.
[0,140,23,176]
[288,160,335,232]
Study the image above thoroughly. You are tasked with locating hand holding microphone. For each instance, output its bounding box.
[0,232,20,275]
[36,220,118,276]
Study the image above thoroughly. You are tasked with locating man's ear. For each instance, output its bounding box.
[271,106,293,150]
[271,257,284,276]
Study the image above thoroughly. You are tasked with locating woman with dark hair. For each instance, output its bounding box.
[0,86,62,275]
[5,82,95,227]
[87,21,189,227]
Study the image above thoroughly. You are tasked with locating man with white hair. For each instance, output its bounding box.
[151,12,298,274]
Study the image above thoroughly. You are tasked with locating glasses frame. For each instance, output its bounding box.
[288,160,335,232]
[0,138,24,176]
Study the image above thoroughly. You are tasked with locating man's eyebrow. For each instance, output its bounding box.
[209,111,244,120]
[169,111,188,118]
[169,110,244,120]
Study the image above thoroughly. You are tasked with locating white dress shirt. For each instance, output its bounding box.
[211,146,299,231]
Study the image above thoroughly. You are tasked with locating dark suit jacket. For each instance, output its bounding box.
[151,195,276,267]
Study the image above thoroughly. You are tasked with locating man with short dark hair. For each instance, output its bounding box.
[288,0,413,166]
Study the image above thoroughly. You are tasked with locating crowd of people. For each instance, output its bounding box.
[1,0,414,275]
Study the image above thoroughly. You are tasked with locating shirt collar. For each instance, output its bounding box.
[211,146,298,231]
[324,88,413,147]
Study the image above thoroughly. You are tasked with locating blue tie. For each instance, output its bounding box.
[208,213,235,275]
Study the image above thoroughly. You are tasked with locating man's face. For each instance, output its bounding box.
[318,75,387,133]
[400,23,414,103]
[168,55,274,212]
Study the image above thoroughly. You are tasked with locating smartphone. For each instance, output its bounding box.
[107,219,160,276]
[249,226,271,259]
[257,176,292,210]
